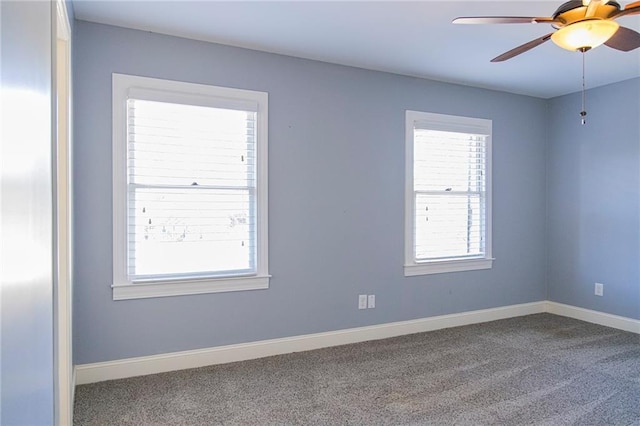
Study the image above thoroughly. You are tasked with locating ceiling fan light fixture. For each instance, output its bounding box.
[582,0,610,6]
[551,19,620,51]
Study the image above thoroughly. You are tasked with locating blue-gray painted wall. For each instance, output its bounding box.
[547,78,640,320]
[1,1,54,423]
[73,21,549,364]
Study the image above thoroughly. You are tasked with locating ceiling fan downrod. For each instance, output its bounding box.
[579,47,589,124]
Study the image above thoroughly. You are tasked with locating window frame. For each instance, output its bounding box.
[404,110,493,277]
[112,73,269,300]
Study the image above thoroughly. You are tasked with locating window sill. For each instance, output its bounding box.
[404,258,493,277]
[112,275,270,300]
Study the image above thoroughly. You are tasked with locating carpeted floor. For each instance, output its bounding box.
[74,313,640,425]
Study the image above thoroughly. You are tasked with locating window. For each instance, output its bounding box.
[404,111,492,276]
[112,74,269,299]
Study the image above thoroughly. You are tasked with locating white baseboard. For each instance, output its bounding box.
[545,301,640,334]
[75,301,545,385]
[75,301,640,385]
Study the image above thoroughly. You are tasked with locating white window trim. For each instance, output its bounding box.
[404,110,493,276]
[112,73,269,300]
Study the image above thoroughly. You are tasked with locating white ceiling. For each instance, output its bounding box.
[72,0,640,98]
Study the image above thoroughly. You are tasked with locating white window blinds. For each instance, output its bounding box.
[127,99,257,280]
[413,128,487,261]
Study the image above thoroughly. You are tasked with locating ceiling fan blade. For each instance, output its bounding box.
[452,16,557,24]
[604,26,640,51]
[491,33,553,62]
[611,1,640,18]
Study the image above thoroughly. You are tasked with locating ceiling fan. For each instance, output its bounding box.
[453,0,640,62]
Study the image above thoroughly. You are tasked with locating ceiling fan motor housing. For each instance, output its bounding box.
[552,0,621,27]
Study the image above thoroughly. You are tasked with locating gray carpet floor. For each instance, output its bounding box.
[74,313,640,425]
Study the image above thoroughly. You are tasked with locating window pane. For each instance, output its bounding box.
[414,129,485,193]
[128,99,256,187]
[126,98,258,280]
[128,187,254,277]
[415,193,484,261]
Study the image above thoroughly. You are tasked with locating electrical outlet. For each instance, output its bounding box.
[595,282,604,296]
[358,294,368,309]
[367,294,375,309]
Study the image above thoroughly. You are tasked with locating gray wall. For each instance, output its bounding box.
[547,78,640,320]
[1,1,55,424]
[73,21,548,365]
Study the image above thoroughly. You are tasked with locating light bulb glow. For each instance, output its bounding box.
[551,19,619,51]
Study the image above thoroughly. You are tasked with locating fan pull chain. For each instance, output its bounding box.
[580,48,587,125]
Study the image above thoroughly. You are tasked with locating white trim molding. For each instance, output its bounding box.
[54,1,74,424]
[112,275,270,300]
[74,301,639,385]
[545,301,640,334]
[75,301,545,385]
[404,258,494,276]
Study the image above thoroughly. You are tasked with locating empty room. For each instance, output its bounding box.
[1,1,639,425]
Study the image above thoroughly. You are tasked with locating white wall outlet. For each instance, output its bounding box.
[367,294,375,309]
[358,294,368,309]
[595,282,604,296]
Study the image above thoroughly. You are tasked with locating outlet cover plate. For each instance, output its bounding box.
[595,282,604,296]
[358,294,368,309]
[367,294,375,309]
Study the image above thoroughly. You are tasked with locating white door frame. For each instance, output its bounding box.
[53,0,73,424]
